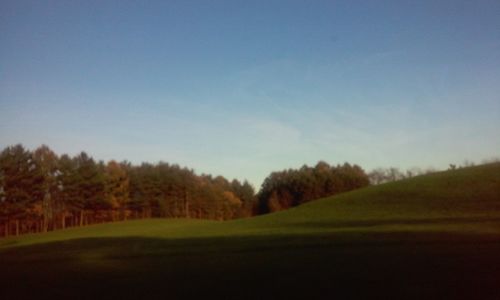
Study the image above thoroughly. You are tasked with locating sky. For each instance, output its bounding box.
[1,0,500,188]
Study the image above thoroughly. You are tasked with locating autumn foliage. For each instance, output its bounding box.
[257,161,370,213]
[0,144,255,237]
[0,144,370,237]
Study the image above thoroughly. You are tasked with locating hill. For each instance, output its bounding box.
[1,163,500,299]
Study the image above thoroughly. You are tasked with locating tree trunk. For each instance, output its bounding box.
[122,208,127,221]
[15,219,19,236]
[61,213,66,229]
[43,218,47,233]
[184,189,190,218]
[4,221,8,237]
[42,191,51,233]
[79,210,84,227]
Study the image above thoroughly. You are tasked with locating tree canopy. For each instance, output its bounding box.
[257,161,370,213]
[0,144,371,237]
[0,144,257,236]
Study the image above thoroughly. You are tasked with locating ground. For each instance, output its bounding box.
[1,163,500,299]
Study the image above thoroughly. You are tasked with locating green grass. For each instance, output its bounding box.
[1,163,500,299]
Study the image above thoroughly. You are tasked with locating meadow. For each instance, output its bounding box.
[1,163,500,299]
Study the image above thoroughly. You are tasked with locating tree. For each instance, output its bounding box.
[231,179,256,217]
[58,154,80,227]
[32,145,60,232]
[72,152,106,226]
[104,161,130,221]
[257,161,370,214]
[221,191,242,219]
[368,168,387,185]
[0,145,44,235]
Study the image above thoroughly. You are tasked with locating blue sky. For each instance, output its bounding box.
[1,0,500,187]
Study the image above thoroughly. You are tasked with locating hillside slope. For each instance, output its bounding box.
[1,162,500,248]
[1,163,500,299]
[237,162,500,233]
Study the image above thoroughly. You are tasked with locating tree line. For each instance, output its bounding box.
[0,144,372,237]
[256,161,370,213]
[0,144,255,237]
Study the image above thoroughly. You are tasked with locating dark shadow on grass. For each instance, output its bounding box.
[285,216,500,230]
[1,231,500,299]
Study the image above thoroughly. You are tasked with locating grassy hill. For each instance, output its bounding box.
[1,163,500,299]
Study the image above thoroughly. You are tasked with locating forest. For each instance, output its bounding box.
[0,144,370,237]
[257,162,370,213]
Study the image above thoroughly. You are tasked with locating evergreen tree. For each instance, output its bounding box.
[32,145,60,232]
[104,161,130,221]
[0,145,44,235]
[257,161,369,214]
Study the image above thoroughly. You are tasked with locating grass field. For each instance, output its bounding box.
[1,163,500,299]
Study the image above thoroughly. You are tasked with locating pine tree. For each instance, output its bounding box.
[0,145,44,235]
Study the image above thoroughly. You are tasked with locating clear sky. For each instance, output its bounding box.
[1,0,500,187]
